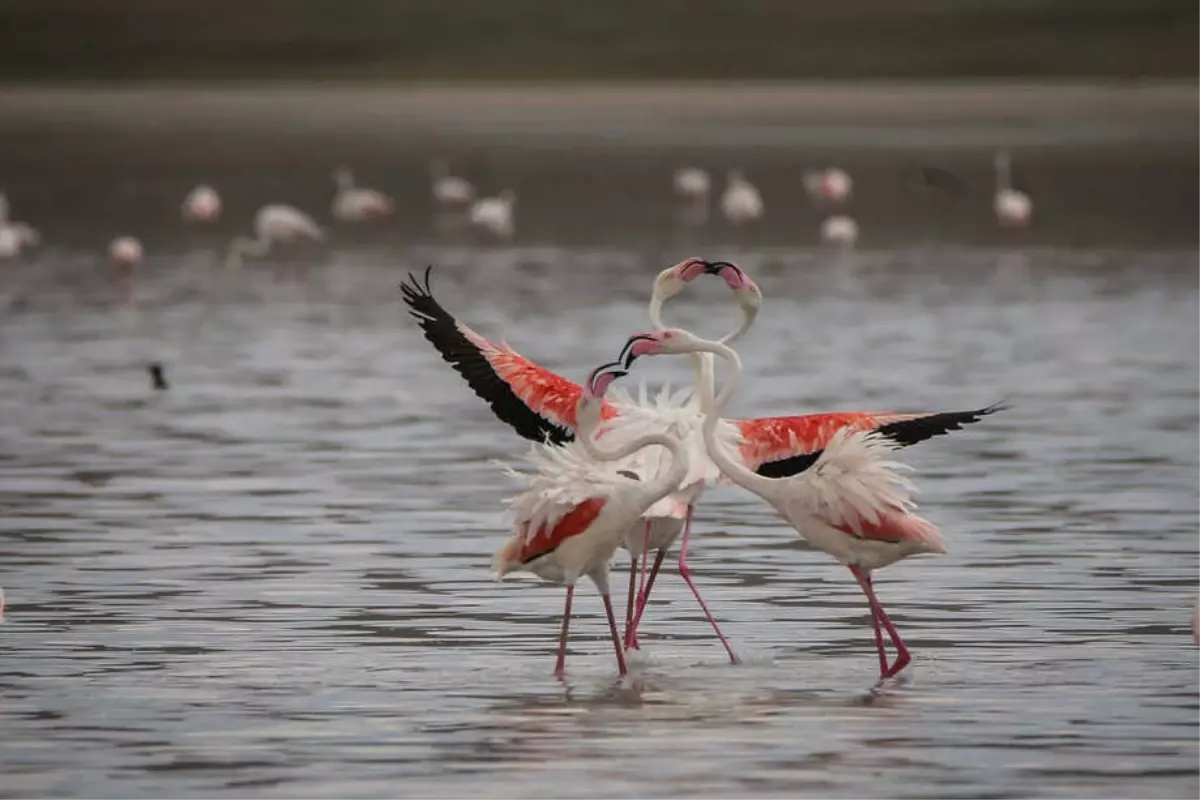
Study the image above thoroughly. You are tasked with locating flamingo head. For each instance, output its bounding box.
[704,260,762,323]
[652,256,708,300]
[579,360,628,431]
[618,328,706,367]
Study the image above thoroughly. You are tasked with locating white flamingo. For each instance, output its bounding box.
[621,327,949,680]
[494,360,688,677]
[469,190,516,239]
[108,236,143,270]
[993,151,1032,227]
[331,167,394,224]
[674,167,711,200]
[226,204,324,269]
[430,158,476,208]
[0,193,40,259]
[721,170,763,225]
[820,215,860,248]
[0,222,40,259]
[182,184,221,224]
[803,167,853,205]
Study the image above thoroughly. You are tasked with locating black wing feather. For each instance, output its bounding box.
[400,267,574,446]
[755,402,1007,479]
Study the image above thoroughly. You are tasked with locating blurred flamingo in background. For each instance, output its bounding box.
[821,215,860,248]
[993,151,1032,227]
[430,158,476,209]
[804,167,853,205]
[469,190,516,240]
[226,204,325,270]
[182,184,221,224]
[721,170,763,225]
[331,167,394,224]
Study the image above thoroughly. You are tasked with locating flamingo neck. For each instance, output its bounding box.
[694,338,771,494]
[576,397,688,510]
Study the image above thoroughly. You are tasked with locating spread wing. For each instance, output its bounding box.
[738,403,1007,478]
[402,267,615,444]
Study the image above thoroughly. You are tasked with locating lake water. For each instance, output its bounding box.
[0,86,1197,799]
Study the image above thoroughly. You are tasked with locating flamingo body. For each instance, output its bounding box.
[469,191,516,239]
[108,236,143,268]
[332,168,394,223]
[805,168,853,204]
[430,159,476,207]
[821,215,859,247]
[721,171,763,224]
[674,167,711,199]
[993,151,1033,227]
[0,222,40,259]
[182,184,222,223]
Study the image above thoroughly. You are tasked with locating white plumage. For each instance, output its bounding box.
[993,151,1032,227]
[430,159,476,207]
[469,190,516,239]
[226,204,324,268]
[721,170,763,224]
[331,167,394,223]
[673,167,711,199]
[0,222,40,259]
[108,236,143,267]
[820,215,859,248]
[182,184,221,223]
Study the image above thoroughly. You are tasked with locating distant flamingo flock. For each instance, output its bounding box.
[403,259,1012,680]
[0,153,1034,272]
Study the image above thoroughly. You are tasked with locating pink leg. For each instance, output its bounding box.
[624,556,638,649]
[600,590,628,677]
[626,547,667,647]
[554,584,574,677]
[676,505,740,664]
[849,565,912,678]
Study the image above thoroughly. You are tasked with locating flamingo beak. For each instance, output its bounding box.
[618,333,660,368]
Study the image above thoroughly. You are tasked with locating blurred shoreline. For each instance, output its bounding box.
[0,81,1195,151]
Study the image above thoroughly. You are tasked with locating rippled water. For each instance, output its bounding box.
[1,238,1197,798]
[1,79,1198,799]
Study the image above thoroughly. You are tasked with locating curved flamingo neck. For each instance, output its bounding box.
[691,338,772,495]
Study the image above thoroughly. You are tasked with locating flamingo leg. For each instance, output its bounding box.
[554,584,574,677]
[600,590,629,677]
[626,547,667,648]
[624,556,638,648]
[849,565,912,678]
[626,520,653,649]
[676,505,740,664]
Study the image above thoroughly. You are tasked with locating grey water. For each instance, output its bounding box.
[0,87,1198,799]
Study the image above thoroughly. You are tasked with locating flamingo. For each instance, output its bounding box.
[620,327,950,680]
[0,193,40,259]
[494,359,688,677]
[721,171,763,225]
[820,215,859,248]
[430,158,476,208]
[803,168,853,205]
[674,167,711,200]
[108,236,143,270]
[404,260,752,662]
[0,221,40,260]
[993,151,1032,228]
[225,204,324,269]
[331,167,394,224]
[469,190,516,240]
[182,184,221,224]
[401,261,1002,652]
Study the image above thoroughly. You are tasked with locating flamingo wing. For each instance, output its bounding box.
[739,403,1006,478]
[402,267,606,445]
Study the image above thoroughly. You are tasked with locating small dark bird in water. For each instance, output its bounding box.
[148,362,168,391]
